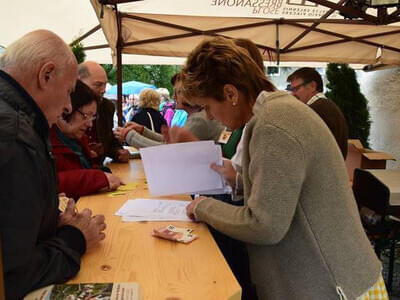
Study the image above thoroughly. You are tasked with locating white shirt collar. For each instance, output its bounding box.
[306,92,326,106]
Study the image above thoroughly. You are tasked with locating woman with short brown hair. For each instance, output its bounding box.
[183,37,386,300]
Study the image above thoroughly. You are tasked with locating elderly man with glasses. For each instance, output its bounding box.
[0,30,106,299]
[287,67,349,159]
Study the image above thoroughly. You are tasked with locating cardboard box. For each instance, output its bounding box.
[346,139,395,181]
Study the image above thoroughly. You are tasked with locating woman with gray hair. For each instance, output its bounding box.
[131,88,166,133]
[157,87,170,104]
[158,87,176,127]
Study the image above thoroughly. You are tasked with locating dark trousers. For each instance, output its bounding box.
[207,194,258,300]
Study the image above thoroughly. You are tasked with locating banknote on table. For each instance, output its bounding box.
[152,224,198,244]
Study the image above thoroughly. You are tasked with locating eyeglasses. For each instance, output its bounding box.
[76,109,97,121]
[287,81,310,92]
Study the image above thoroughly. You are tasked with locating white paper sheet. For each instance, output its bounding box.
[116,199,192,222]
[122,215,191,222]
[139,141,225,196]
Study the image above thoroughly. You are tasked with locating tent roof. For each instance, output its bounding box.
[1,1,400,65]
[0,1,175,64]
[91,0,400,65]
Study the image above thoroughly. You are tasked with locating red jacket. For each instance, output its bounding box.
[50,126,109,199]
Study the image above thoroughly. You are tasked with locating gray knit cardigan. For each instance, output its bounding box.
[195,91,381,300]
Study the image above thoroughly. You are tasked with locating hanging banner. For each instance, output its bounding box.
[119,0,341,19]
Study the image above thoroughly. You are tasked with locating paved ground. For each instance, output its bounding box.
[381,248,400,299]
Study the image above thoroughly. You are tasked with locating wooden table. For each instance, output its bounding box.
[68,159,242,300]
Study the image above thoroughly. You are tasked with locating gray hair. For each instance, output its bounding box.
[0,30,76,76]
[78,63,90,80]
[157,88,170,101]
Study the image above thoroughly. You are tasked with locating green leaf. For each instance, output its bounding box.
[326,63,371,147]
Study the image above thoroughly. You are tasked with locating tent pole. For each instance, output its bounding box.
[69,24,102,46]
[115,4,123,127]
[275,22,280,65]
[116,44,123,126]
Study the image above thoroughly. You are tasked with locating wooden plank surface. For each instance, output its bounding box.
[69,159,241,300]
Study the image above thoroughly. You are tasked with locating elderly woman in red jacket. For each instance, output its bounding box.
[50,80,122,199]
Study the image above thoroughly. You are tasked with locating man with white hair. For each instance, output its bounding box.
[78,61,129,163]
[0,30,106,299]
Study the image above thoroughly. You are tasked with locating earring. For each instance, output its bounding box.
[232,102,237,106]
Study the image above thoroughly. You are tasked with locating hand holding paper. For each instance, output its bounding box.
[140,141,226,196]
[211,159,237,188]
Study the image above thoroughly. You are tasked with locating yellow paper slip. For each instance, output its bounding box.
[107,182,138,197]
[118,182,138,191]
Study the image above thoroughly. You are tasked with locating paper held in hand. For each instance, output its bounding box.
[139,141,227,196]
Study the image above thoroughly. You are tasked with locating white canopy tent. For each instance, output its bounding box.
[2,0,400,123]
[87,0,400,123]
[2,1,399,66]
[92,0,400,65]
[0,0,185,64]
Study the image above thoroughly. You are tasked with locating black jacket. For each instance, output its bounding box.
[0,70,86,299]
[132,107,167,134]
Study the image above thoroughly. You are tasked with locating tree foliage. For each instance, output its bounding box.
[102,64,180,95]
[326,63,371,147]
[70,41,86,64]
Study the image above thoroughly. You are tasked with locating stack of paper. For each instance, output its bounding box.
[140,141,227,196]
[116,198,192,222]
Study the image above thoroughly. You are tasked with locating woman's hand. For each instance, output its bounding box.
[186,196,207,220]
[89,150,98,158]
[104,172,123,190]
[89,142,104,158]
[124,122,144,135]
[113,127,129,143]
[166,127,199,144]
[211,159,237,188]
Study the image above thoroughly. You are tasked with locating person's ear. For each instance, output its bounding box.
[38,61,56,90]
[223,84,239,106]
[309,80,317,92]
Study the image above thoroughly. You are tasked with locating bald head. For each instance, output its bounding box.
[0,30,76,78]
[0,30,78,126]
[78,61,108,97]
